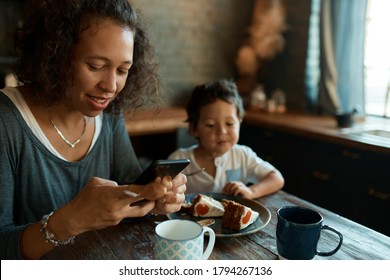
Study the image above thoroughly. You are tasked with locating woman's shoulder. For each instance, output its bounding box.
[0,88,23,120]
[1,86,19,95]
[0,87,18,105]
[101,112,126,129]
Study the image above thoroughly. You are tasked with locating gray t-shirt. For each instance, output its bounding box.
[0,91,141,259]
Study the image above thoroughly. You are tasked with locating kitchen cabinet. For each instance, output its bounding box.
[301,141,361,218]
[239,122,390,236]
[239,124,306,196]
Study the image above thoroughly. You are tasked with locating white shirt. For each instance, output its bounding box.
[169,144,276,193]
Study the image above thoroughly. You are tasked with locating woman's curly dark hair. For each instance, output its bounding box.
[13,0,161,114]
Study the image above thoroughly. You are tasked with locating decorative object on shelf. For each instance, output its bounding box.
[235,0,287,105]
[250,85,286,114]
[249,84,267,111]
[270,88,286,113]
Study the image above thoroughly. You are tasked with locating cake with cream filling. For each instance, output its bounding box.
[190,194,225,217]
[221,199,259,230]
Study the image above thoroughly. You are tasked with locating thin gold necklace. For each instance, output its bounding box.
[50,117,86,148]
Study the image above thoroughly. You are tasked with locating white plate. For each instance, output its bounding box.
[167,192,271,237]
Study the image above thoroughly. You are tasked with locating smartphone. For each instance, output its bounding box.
[133,159,190,185]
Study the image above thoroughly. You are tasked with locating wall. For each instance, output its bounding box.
[260,0,311,112]
[0,1,24,87]
[0,0,311,112]
[132,0,311,111]
[132,0,255,106]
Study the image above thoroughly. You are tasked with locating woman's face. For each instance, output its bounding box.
[69,17,134,117]
[191,99,241,157]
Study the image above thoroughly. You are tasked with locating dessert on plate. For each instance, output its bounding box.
[221,199,259,230]
[185,194,259,230]
[190,194,225,217]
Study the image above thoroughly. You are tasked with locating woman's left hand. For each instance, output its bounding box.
[152,173,187,214]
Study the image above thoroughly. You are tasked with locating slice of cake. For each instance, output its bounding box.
[191,194,225,217]
[221,199,259,230]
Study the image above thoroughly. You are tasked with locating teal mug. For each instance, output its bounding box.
[154,219,215,260]
[276,206,343,260]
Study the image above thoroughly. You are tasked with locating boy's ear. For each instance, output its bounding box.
[189,123,199,137]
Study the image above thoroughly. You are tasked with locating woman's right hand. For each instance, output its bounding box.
[21,176,172,260]
[52,177,159,239]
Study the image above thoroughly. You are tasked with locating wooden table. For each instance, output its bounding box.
[41,191,390,260]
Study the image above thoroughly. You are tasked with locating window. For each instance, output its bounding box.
[364,0,390,117]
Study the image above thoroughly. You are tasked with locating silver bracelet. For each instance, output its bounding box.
[40,211,75,246]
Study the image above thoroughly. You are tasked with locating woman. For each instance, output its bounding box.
[0,0,186,259]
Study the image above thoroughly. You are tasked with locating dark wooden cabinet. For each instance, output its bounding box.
[352,152,390,233]
[239,122,390,236]
[239,123,306,196]
[301,143,362,219]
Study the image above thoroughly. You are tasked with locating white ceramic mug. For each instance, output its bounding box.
[154,219,215,260]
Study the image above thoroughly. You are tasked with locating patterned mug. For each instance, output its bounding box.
[154,219,215,260]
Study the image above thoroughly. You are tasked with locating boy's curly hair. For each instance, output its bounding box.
[186,79,245,129]
[13,0,161,114]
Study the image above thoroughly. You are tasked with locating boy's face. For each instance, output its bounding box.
[191,99,241,157]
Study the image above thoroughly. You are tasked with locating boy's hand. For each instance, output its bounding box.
[222,181,254,199]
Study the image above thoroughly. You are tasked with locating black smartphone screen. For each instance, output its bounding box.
[133,159,190,185]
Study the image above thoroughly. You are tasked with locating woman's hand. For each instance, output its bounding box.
[20,177,164,260]
[54,177,158,237]
[20,175,186,260]
[152,173,187,215]
[49,174,186,240]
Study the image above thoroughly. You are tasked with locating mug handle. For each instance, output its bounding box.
[201,226,216,260]
[317,225,343,257]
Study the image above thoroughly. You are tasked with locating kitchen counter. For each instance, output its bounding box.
[243,110,390,155]
[125,107,390,155]
[124,107,188,136]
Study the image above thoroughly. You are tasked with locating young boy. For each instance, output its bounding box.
[169,79,284,199]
